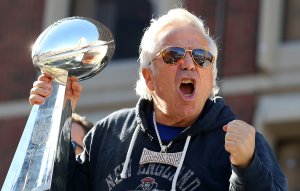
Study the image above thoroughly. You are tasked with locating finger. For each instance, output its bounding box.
[224,140,236,153]
[225,126,242,137]
[228,120,256,136]
[226,121,244,134]
[228,120,252,130]
[223,125,228,132]
[38,73,53,82]
[29,94,46,105]
[229,154,240,166]
[66,80,73,95]
[72,81,82,96]
[69,77,81,92]
[225,132,241,142]
[30,86,52,98]
[33,81,52,91]
[66,78,82,96]
[66,81,77,99]
[69,76,78,82]
[234,119,250,127]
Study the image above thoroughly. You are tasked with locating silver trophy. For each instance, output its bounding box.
[2,17,115,191]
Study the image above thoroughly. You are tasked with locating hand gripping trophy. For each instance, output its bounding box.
[2,17,115,191]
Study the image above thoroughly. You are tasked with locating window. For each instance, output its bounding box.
[282,0,300,42]
[70,0,153,60]
[257,0,300,72]
[277,139,300,191]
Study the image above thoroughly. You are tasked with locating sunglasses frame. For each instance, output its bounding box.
[155,46,215,68]
[71,140,83,150]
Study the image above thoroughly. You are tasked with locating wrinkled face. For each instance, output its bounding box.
[143,24,214,126]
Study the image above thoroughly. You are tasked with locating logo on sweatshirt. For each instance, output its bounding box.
[134,177,161,190]
[105,160,201,191]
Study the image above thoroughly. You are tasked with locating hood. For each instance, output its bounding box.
[183,97,236,137]
[135,97,236,141]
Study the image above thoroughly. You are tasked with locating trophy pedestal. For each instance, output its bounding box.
[2,77,72,191]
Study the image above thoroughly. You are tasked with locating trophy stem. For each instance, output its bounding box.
[2,71,71,191]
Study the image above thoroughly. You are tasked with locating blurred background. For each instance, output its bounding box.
[0,0,299,189]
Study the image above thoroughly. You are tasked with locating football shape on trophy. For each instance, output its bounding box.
[32,17,115,81]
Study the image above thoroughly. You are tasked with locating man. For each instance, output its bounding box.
[29,8,287,191]
[71,113,94,155]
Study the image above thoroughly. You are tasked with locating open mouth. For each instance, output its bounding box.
[179,79,195,97]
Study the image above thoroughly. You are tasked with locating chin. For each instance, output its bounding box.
[179,107,198,116]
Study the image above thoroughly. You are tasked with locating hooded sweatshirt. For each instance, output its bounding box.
[68,97,287,191]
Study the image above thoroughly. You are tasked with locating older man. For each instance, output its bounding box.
[29,8,287,191]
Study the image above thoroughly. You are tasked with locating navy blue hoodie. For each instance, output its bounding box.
[68,97,287,191]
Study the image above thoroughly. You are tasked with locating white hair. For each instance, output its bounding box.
[135,8,219,100]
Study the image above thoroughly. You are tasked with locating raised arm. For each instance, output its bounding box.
[224,120,288,190]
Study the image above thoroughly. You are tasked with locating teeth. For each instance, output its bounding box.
[182,79,193,84]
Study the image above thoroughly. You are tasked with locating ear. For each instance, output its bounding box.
[142,68,154,91]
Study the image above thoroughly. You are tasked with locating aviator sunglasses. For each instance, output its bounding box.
[156,47,215,68]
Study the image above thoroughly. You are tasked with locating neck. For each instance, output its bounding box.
[153,105,198,127]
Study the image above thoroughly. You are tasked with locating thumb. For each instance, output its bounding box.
[223,125,228,132]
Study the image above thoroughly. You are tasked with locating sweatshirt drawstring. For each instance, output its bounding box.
[120,123,192,191]
[171,135,191,191]
[120,124,140,179]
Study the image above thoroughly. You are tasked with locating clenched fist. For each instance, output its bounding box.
[223,120,256,168]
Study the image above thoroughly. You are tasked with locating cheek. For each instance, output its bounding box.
[153,76,168,93]
[153,67,176,90]
[199,70,214,94]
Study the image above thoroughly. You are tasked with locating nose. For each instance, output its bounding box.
[180,52,195,71]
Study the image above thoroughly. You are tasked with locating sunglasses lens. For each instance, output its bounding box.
[192,49,213,67]
[160,47,214,67]
[162,47,185,64]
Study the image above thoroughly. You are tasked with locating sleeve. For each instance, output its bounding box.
[229,133,288,191]
[67,130,93,191]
